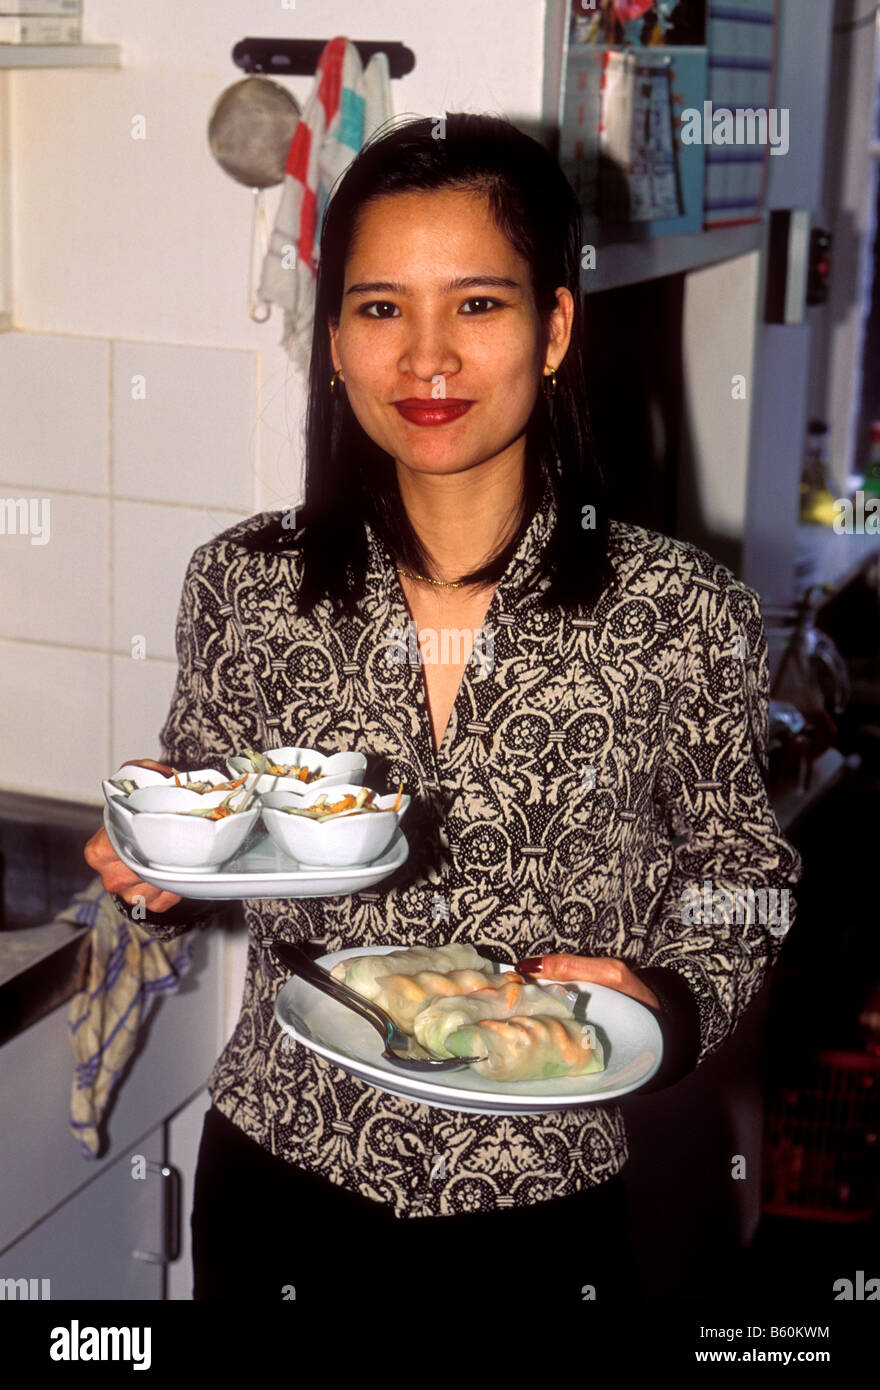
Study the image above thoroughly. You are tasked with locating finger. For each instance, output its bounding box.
[544,956,656,1011]
[84,844,139,889]
[87,850,152,899]
[97,863,143,894]
[518,954,660,1009]
[84,826,125,869]
[518,953,612,983]
[85,827,184,913]
[84,826,110,852]
[149,891,184,912]
[117,882,182,912]
[84,829,109,868]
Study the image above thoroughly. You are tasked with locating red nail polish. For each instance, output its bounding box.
[517,956,544,974]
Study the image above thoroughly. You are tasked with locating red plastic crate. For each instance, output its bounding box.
[763,1051,880,1222]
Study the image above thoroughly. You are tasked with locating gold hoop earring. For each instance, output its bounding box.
[542,366,557,398]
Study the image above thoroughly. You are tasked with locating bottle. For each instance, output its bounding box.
[860,421,880,502]
[799,419,838,526]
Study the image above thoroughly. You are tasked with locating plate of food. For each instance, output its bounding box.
[274,944,663,1114]
[103,808,410,899]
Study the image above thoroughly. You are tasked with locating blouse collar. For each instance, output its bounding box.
[364,477,558,607]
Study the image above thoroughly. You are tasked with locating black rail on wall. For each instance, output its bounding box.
[232,38,416,78]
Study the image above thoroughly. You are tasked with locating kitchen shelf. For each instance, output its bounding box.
[0,44,120,68]
[581,219,765,294]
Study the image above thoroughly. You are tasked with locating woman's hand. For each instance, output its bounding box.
[84,757,183,914]
[516,953,660,1011]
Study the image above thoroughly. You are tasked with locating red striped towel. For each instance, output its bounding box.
[258,35,394,369]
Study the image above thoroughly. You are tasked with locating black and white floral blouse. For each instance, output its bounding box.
[125,481,801,1218]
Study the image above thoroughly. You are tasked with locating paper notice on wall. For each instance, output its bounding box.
[598,50,683,222]
[558,45,605,214]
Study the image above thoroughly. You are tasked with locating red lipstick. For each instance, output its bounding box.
[393,398,474,427]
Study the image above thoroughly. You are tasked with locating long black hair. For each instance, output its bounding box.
[247,112,609,617]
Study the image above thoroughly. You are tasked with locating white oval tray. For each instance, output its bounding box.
[103,808,409,900]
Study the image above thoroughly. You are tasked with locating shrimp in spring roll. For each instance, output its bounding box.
[330,944,492,1001]
[369,969,523,1033]
[444,1015,605,1082]
[414,977,575,1057]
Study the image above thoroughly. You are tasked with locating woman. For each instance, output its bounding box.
[86,113,800,1304]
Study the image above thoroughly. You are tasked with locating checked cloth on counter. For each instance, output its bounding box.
[63,877,196,1157]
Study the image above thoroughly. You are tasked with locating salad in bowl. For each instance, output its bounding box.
[109,782,260,869]
[226,746,368,797]
[102,764,246,834]
[261,782,409,868]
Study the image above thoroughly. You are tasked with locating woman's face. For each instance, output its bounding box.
[328,188,573,482]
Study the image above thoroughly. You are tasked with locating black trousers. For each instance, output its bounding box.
[191,1105,644,1305]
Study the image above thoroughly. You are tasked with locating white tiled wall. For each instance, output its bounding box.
[0,330,256,802]
[0,0,546,802]
[111,500,247,661]
[0,640,111,799]
[0,490,110,648]
[0,333,109,493]
[110,654,179,770]
[111,341,256,511]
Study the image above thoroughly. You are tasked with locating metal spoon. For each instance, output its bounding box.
[272,941,485,1072]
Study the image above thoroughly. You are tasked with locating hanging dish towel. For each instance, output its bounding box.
[257,35,394,370]
[64,877,196,1158]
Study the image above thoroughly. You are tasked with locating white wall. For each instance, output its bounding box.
[680,250,762,551]
[0,0,546,803]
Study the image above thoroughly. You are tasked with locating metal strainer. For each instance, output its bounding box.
[207,76,301,322]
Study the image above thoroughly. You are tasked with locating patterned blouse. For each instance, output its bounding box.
[126,481,801,1218]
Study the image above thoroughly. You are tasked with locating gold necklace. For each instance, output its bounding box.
[395,566,465,590]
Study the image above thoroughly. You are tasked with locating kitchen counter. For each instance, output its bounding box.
[0,917,86,989]
[0,788,246,1049]
[0,919,88,1048]
[0,789,100,1045]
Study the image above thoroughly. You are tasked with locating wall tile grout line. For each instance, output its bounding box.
[0,323,257,357]
[0,479,250,515]
[108,338,115,783]
[0,634,177,661]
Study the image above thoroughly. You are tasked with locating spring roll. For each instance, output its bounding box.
[330,944,492,1000]
[445,1014,605,1082]
[414,978,575,1057]
[370,969,523,1033]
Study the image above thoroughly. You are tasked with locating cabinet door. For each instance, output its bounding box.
[165,1089,212,1301]
[0,924,224,1253]
[0,1123,168,1300]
